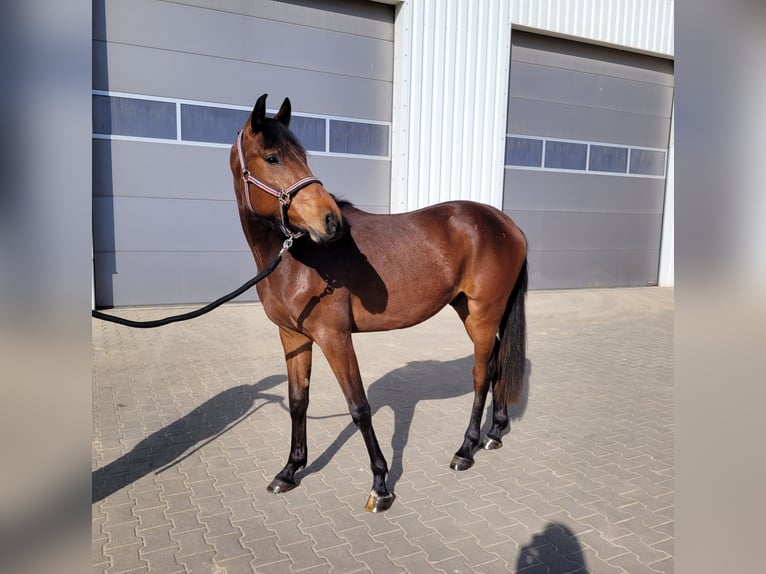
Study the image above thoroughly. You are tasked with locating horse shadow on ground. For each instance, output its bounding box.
[92,374,287,504]
[517,522,589,573]
[300,356,532,492]
[93,357,531,503]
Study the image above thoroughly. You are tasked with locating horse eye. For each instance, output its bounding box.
[265,155,280,165]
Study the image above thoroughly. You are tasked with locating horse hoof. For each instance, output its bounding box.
[364,491,395,513]
[482,436,503,450]
[450,455,474,471]
[267,478,298,494]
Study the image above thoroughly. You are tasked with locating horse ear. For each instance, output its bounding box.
[275,97,291,127]
[251,94,268,134]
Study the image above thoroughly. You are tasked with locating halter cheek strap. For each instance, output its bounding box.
[236,129,323,240]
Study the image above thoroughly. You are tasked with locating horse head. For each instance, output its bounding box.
[231,94,343,244]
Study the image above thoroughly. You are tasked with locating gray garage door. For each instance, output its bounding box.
[502,31,674,289]
[93,0,393,306]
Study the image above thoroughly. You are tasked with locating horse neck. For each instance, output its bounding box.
[243,214,286,270]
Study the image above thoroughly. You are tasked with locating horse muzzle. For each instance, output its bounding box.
[307,210,344,244]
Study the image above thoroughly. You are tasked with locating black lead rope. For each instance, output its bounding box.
[91,250,285,328]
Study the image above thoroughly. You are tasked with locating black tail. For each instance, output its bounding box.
[493,257,528,408]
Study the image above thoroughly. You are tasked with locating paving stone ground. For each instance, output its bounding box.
[93,287,673,574]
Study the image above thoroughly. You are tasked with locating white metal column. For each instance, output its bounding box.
[659,101,674,286]
[391,0,512,213]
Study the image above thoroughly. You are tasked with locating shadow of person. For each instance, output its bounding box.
[301,356,532,492]
[92,374,286,504]
[516,522,588,573]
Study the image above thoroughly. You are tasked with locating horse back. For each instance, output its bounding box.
[345,200,525,269]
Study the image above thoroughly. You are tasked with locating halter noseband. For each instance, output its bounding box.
[236,129,322,240]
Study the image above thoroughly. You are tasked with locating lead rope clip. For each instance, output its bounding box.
[278,236,294,257]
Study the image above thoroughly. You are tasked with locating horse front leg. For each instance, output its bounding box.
[268,328,313,494]
[318,332,394,512]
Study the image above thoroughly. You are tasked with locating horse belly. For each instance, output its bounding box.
[350,299,453,332]
[349,267,457,333]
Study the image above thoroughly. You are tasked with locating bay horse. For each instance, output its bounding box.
[231,94,528,512]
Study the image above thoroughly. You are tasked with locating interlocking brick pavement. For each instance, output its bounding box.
[93,287,673,573]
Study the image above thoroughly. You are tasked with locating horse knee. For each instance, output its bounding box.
[348,402,372,427]
[289,392,309,420]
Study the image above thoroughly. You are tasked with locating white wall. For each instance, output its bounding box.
[390,0,512,212]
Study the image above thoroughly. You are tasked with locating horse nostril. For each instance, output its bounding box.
[325,212,339,235]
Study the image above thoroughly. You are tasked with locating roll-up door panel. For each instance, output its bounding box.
[503,31,673,288]
[93,0,394,306]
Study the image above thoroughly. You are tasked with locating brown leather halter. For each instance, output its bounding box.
[236,129,323,240]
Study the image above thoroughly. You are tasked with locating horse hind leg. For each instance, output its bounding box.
[484,258,528,450]
[449,296,499,471]
[482,336,506,451]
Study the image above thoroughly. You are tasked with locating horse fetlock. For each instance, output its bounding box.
[371,459,389,476]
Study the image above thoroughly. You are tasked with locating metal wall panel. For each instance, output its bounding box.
[509,211,663,253]
[147,0,395,41]
[95,0,393,83]
[94,251,257,306]
[93,139,389,209]
[511,33,674,85]
[508,98,670,149]
[503,170,667,215]
[92,38,391,121]
[511,62,674,117]
[522,249,662,289]
[511,0,674,57]
[94,197,244,253]
[93,140,231,201]
[306,156,391,213]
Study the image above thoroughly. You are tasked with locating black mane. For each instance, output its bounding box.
[257,118,306,157]
[332,195,353,209]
